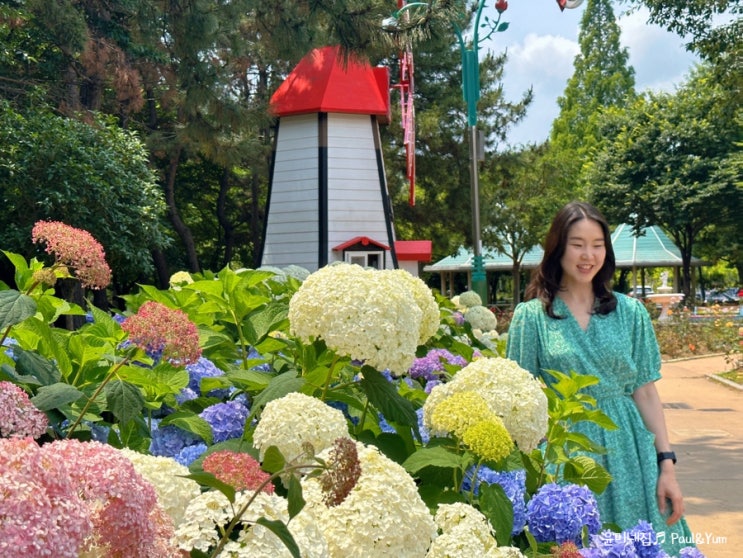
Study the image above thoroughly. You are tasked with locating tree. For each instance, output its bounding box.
[0,102,168,291]
[481,144,570,305]
[588,65,742,297]
[549,0,636,198]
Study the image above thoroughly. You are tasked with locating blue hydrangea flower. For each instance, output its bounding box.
[185,357,230,398]
[199,400,249,443]
[526,482,601,545]
[626,520,666,558]
[584,530,640,557]
[150,418,202,457]
[175,442,208,467]
[462,466,527,535]
[245,347,272,372]
[678,548,705,558]
[416,407,431,444]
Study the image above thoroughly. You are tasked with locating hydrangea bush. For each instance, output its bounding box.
[0,225,704,558]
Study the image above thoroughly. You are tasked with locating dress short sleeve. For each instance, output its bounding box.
[624,295,662,391]
[506,300,541,378]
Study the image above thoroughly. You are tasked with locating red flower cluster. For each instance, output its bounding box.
[121,301,202,364]
[31,220,112,290]
[551,541,583,558]
[202,450,274,493]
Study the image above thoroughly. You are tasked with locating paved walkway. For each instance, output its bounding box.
[656,355,742,558]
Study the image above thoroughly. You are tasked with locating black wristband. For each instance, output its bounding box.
[657,451,677,465]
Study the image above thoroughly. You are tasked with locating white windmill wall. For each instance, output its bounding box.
[261,114,320,270]
[326,113,395,269]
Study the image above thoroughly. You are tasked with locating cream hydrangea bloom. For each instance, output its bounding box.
[288,263,426,374]
[118,448,201,528]
[175,490,328,558]
[426,502,497,558]
[382,269,440,344]
[252,392,349,462]
[429,390,494,439]
[423,357,548,452]
[301,441,436,557]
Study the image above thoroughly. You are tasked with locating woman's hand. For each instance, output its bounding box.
[657,460,684,525]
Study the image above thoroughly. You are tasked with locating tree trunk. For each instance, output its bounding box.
[164,147,200,273]
[217,167,235,268]
[511,261,522,307]
[151,248,170,289]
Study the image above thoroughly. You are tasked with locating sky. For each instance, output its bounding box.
[481,1,700,147]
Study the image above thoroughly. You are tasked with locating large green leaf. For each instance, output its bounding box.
[0,290,36,329]
[254,518,301,558]
[15,347,62,385]
[358,366,418,429]
[563,455,613,494]
[286,474,306,519]
[479,482,514,547]
[160,411,213,445]
[31,382,84,410]
[402,446,466,474]
[184,472,236,503]
[242,303,289,346]
[104,380,145,426]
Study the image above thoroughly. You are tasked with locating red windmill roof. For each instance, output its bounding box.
[270,46,390,121]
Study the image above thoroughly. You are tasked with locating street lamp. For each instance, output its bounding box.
[386,1,583,303]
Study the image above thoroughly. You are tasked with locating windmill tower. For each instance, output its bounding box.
[260,45,419,272]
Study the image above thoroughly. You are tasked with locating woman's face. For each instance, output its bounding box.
[559,218,606,289]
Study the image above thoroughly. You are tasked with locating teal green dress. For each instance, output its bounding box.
[506,294,694,555]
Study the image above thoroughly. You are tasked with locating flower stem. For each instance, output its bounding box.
[65,356,129,438]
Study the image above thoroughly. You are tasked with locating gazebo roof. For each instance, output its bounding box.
[424,224,704,273]
[610,224,705,268]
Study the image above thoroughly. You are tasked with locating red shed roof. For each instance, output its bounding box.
[395,240,432,262]
[270,46,390,121]
[333,236,390,251]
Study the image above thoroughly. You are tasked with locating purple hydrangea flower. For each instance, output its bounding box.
[584,530,640,557]
[526,482,601,545]
[149,418,202,457]
[199,400,249,443]
[626,520,666,558]
[678,548,705,558]
[408,349,467,383]
[462,466,527,535]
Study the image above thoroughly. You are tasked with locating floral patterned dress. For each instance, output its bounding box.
[506,293,694,555]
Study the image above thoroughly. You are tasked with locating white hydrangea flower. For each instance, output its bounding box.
[458,290,482,308]
[423,357,548,452]
[118,447,201,528]
[175,490,328,558]
[426,503,497,558]
[464,305,497,331]
[301,441,437,558]
[252,392,349,462]
[288,263,424,374]
[485,546,527,558]
[382,269,440,344]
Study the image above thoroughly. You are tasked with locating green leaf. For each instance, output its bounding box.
[104,380,145,425]
[358,366,418,429]
[0,363,42,385]
[563,455,613,494]
[402,446,466,474]
[160,411,213,445]
[184,472,236,503]
[262,445,286,474]
[242,303,289,346]
[254,518,301,558]
[31,382,84,411]
[0,290,37,329]
[286,474,306,519]
[14,348,62,385]
[479,482,514,547]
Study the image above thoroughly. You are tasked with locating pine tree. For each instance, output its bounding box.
[548,0,636,198]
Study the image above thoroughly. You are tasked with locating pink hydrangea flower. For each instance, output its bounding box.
[121,301,202,364]
[31,220,112,289]
[0,437,92,558]
[0,381,48,438]
[43,439,177,558]
[202,450,274,493]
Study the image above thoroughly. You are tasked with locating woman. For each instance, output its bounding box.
[506,201,694,554]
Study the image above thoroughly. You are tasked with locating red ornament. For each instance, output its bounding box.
[495,0,508,13]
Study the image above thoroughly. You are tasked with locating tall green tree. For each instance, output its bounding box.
[588,64,742,297]
[549,0,636,198]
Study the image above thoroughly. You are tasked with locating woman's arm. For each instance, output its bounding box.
[632,381,685,525]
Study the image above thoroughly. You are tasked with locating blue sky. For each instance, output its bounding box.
[481,1,700,147]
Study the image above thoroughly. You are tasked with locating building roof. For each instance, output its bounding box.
[333,236,389,252]
[270,45,390,121]
[424,245,544,272]
[610,224,705,267]
[394,240,432,262]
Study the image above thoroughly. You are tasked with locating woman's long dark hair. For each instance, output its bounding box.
[525,201,617,318]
